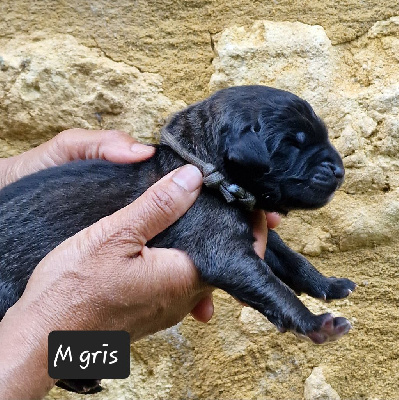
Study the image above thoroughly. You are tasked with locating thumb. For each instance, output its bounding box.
[88,164,203,255]
[52,129,155,164]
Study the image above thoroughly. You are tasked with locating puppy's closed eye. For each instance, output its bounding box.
[295,131,306,145]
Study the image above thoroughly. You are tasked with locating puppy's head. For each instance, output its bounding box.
[166,85,344,213]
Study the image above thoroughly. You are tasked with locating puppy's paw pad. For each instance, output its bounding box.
[307,313,351,344]
[324,278,357,300]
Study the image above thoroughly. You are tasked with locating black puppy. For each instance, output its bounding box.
[0,86,355,393]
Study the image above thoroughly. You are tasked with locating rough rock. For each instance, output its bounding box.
[239,306,275,334]
[210,21,333,103]
[2,1,399,104]
[304,367,341,400]
[0,33,185,156]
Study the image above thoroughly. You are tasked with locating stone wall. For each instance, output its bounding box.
[1,2,399,399]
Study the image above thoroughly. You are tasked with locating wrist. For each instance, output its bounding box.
[0,302,55,399]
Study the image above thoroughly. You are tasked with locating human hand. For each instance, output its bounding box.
[0,129,154,189]
[12,164,211,339]
[0,164,208,398]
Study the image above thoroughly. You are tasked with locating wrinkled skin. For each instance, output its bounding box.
[0,86,356,393]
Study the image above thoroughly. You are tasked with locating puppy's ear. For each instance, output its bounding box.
[225,130,271,172]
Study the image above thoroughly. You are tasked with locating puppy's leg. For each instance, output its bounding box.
[153,197,351,344]
[197,246,351,344]
[266,230,356,301]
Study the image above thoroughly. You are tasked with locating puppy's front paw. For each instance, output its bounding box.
[321,277,357,301]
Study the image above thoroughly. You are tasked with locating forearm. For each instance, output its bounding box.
[0,129,156,190]
[0,303,55,399]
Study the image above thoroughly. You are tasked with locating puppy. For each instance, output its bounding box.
[0,85,356,393]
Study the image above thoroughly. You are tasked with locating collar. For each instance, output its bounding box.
[161,129,256,211]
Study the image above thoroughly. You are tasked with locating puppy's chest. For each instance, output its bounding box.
[148,191,253,256]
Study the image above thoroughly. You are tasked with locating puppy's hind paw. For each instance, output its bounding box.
[306,313,351,344]
[56,379,102,394]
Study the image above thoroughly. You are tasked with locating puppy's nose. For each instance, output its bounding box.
[322,161,345,179]
[331,164,345,179]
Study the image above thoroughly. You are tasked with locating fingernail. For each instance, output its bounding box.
[130,144,155,155]
[172,165,203,192]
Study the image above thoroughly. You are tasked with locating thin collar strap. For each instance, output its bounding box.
[161,128,256,211]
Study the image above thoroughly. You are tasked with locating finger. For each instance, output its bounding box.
[90,164,203,255]
[51,129,155,164]
[266,212,281,229]
[251,210,268,259]
[190,294,214,323]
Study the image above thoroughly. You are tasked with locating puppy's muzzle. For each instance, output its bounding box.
[311,161,345,190]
